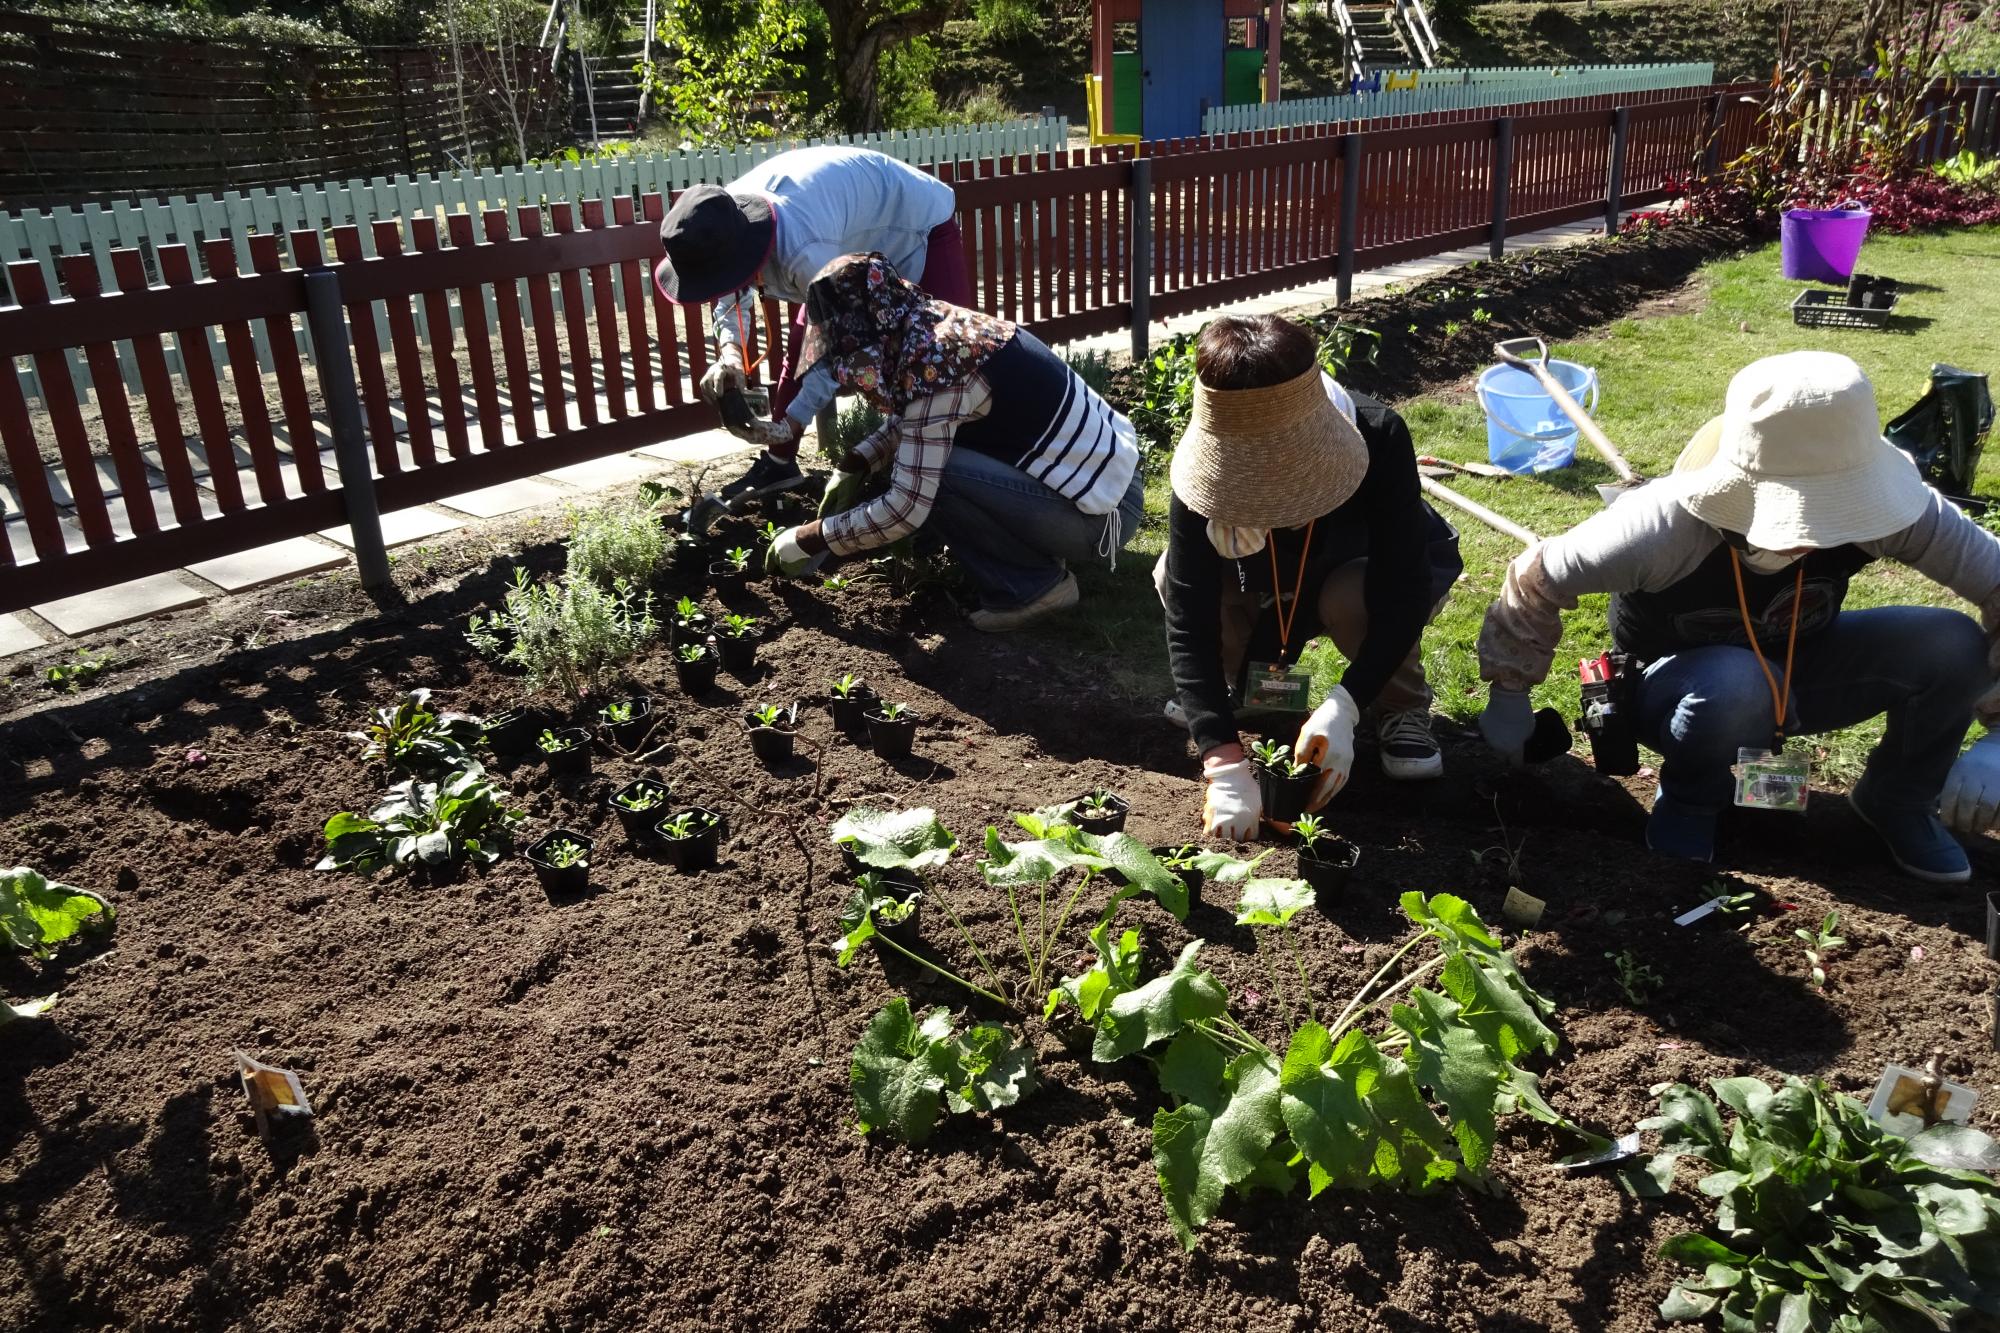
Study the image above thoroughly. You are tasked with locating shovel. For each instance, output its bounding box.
[1418,473,1540,547]
[1493,337,1644,506]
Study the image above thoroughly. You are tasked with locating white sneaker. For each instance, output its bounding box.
[1377,709,1444,780]
[967,571,1080,632]
[1163,698,1190,730]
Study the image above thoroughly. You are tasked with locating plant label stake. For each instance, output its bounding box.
[1865,1052,1977,1137]
[1675,896,1727,927]
[1500,886,1546,929]
[1554,1130,1642,1171]
[235,1051,313,1141]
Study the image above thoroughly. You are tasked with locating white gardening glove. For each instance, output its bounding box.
[698,347,746,406]
[1479,685,1535,767]
[734,415,796,448]
[1294,684,1360,812]
[1939,732,2000,834]
[765,525,824,578]
[1202,756,1262,842]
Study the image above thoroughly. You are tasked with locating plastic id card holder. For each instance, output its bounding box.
[1733,746,1809,812]
[1242,661,1314,712]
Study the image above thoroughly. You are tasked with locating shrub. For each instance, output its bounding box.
[565,496,665,587]
[466,569,659,697]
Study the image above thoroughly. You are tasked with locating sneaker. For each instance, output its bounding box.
[1850,776,1971,884]
[968,571,1080,632]
[1163,698,1190,731]
[718,450,807,505]
[1377,709,1444,780]
[1646,791,1717,863]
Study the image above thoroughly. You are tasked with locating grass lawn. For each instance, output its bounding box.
[1048,223,2000,787]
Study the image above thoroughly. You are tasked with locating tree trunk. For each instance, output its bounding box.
[822,1,957,133]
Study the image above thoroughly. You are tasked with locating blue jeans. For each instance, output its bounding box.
[925,446,1148,609]
[1634,606,1990,814]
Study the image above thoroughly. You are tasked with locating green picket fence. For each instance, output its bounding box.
[1,117,1070,406]
[1203,63,1716,134]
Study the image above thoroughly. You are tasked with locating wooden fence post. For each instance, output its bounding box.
[1605,105,1630,234]
[304,269,393,593]
[1701,91,1726,182]
[1969,84,1994,157]
[1336,132,1361,305]
[1128,156,1152,362]
[1490,116,1514,261]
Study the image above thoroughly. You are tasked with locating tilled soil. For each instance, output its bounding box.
[3,562,1997,1333]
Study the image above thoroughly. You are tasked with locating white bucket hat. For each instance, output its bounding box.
[1670,350,1930,549]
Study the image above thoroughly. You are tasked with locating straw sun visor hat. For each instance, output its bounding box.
[653,184,776,305]
[1669,350,1931,550]
[1170,366,1369,528]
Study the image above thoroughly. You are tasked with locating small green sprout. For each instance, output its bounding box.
[540,838,588,869]
[832,673,866,698]
[1606,948,1663,1006]
[676,642,708,664]
[660,810,718,840]
[537,728,579,754]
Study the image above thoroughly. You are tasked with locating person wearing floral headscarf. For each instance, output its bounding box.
[766,253,1146,632]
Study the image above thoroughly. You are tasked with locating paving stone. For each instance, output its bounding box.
[437,477,569,518]
[318,506,464,549]
[0,613,46,658]
[539,452,664,491]
[637,432,754,466]
[5,515,84,564]
[186,536,347,592]
[43,457,127,505]
[32,572,209,635]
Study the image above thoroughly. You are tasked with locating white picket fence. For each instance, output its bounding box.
[1204,63,1716,134]
[1,117,1070,406]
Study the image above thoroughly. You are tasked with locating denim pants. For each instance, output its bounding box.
[1634,606,1991,814]
[925,445,1147,609]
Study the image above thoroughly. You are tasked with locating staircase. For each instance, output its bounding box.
[1329,0,1440,83]
[574,44,647,143]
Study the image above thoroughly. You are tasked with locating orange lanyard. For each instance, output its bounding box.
[730,300,771,376]
[1728,549,1805,743]
[1266,520,1317,657]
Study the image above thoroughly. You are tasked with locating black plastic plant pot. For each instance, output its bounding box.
[866,710,918,760]
[744,714,797,763]
[527,830,594,894]
[538,727,592,778]
[1070,792,1129,835]
[708,561,749,596]
[670,538,710,576]
[674,653,719,696]
[1254,763,1317,826]
[598,696,653,749]
[876,899,922,949]
[669,615,712,650]
[485,709,544,756]
[829,689,879,735]
[656,808,722,871]
[1298,838,1359,900]
[1152,847,1205,910]
[716,633,759,676]
[610,779,671,845]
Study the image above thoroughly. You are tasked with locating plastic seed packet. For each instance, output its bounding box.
[1733,747,1808,812]
[236,1050,313,1136]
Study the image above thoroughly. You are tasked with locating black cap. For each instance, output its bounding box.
[652,185,776,305]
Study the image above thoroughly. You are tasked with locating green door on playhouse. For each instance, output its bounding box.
[1140,0,1225,139]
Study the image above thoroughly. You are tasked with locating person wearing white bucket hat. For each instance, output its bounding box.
[1157,315,1463,841]
[1477,350,2000,882]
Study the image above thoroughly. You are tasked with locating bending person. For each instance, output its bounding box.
[765,254,1144,632]
[653,146,970,505]
[1160,315,1463,841]
[1478,351,2000,882]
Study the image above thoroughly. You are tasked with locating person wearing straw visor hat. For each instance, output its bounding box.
[653,146,971,507]
[1477,350,2000,882]
[1158,314,1464,841]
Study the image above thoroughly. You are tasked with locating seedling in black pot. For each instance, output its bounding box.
[708,547,753,595]
[1292,813,1358,900]
[715,613,760,675]
[674,642,719,696]
[669,596,712,649]
[670,532,710,577]
[744,701,801,763]
[527,831,593,894]
[865,701,918,760]
[828,673,877,734]
[484,707,544,757]
[1069,788,1129,835]
[597,696,653,748]
[610,778,670,845]
[655,807,721,871]
[536,726,591,778]
[1155,843,1207,910]
[1249,738,1317,826]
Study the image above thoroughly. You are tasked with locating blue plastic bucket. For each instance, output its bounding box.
[1476,360,1599,475]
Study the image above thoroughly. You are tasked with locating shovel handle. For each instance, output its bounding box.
[1493,337,1639,484]
[1420,475,1540,548]
[1493,337,1549,372]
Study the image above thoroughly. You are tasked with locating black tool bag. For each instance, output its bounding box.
[1885,363,1993,501]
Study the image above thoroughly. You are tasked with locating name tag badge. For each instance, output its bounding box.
[1243,661,1314,712]
[1733,746,1809,812]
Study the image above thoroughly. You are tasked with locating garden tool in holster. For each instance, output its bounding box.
[1576,651,1640,776]
[1493,337,1645,506]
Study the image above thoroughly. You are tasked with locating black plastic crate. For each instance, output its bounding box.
[1792,288,1898,330]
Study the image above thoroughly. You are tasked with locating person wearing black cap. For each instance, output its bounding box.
[654,146,970,506]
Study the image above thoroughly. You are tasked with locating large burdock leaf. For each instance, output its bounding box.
[945,1024,1038,1114]
[831,808,958,872]
[1393,988,1505,1174]
[1093,940,1228,1062]
[1233,878,1315,928]
[851,999,956,1144]
[0,868,114,958]
[1081,832,1188,920]
[979,826,1109,886]
[1152,1050,1283,1250]
[1280,1021,1458,1194]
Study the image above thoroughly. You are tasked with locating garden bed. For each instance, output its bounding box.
[3,551,1995,1331]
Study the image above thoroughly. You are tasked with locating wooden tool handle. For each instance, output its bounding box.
[1420,475,1539,547]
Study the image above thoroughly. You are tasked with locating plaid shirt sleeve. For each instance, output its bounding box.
[821,377,993,556]
[850,416,899,470]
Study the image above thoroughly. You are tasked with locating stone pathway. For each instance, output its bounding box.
[1,217,1613,656]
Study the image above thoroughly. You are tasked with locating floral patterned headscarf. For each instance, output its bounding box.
[801,253,1014,416]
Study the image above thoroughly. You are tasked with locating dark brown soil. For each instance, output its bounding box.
[3,533,1997,1333]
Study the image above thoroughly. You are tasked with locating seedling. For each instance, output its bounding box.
[2,867,115,960]
[718,613,759,640]
[874,700,908,721]
[537,728,580,754]
[317,763,525,874]
[354,688,484,773]
[1444,320,1463,336]
[658,810,718,840]
[1607,948,1663,1006]
[1795,910,1845,990]
[1293,811,1329,853]
[822,574,850,591]
[45,649,112,692]
[760,520,782,544]
[676,642,708,664]
[599,700,637,725]
[1249,738,1310,778]
[724,546,753,571]
[673,595,703,622]
[831,673,867,699]
[539,837,588,869]
[614,784,667,812]
[1079,789,1118,815]
[850,998,1037,1144]
[1160,844,1203,871]
[750,702,798,728]
[1471,797,1527,887]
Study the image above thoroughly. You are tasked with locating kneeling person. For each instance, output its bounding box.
[1160,315,1463,840]
[766,254,1145,630]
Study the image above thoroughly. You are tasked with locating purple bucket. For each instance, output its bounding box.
[1780,208,1871,284]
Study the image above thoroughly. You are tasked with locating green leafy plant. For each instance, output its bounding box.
[1233,877,1318,1027]
[832,873,923,965]
[44,649,112,692]
[850,998,1038,1144]
[565,496,665,587]
[353,688,484,773]
[1078,789,1119,815]
[1313,321,1377,375]
[536,728,579,754]
[1292,812,1329,853]
[465,569,658,697]
[822,574,851,591]
[873,700,908,721]
[831,807,958,874]
[614,782,667,812]
[1607,949,1663,1007]
[750,702,798,728]
[673,596,706,626]
[1471,307,1491,323]
[1644,1075,2000,1330]
[724,545,753,570]
[538,838,588,869]
[647,0,806,144]
[831,673,867,699]
[675,642,709,664]
[1795,910,1845,989]
[658,810,718,840]
[1132,329,1199,453]
[599,700,637,725]
[1444,320,1463,337]
[718,613,758,640]
[760,521,782,544]
[1249,738,1310,779]
[2,867,114,960]
[1934,148,2000,194]
[317,764,525,874]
